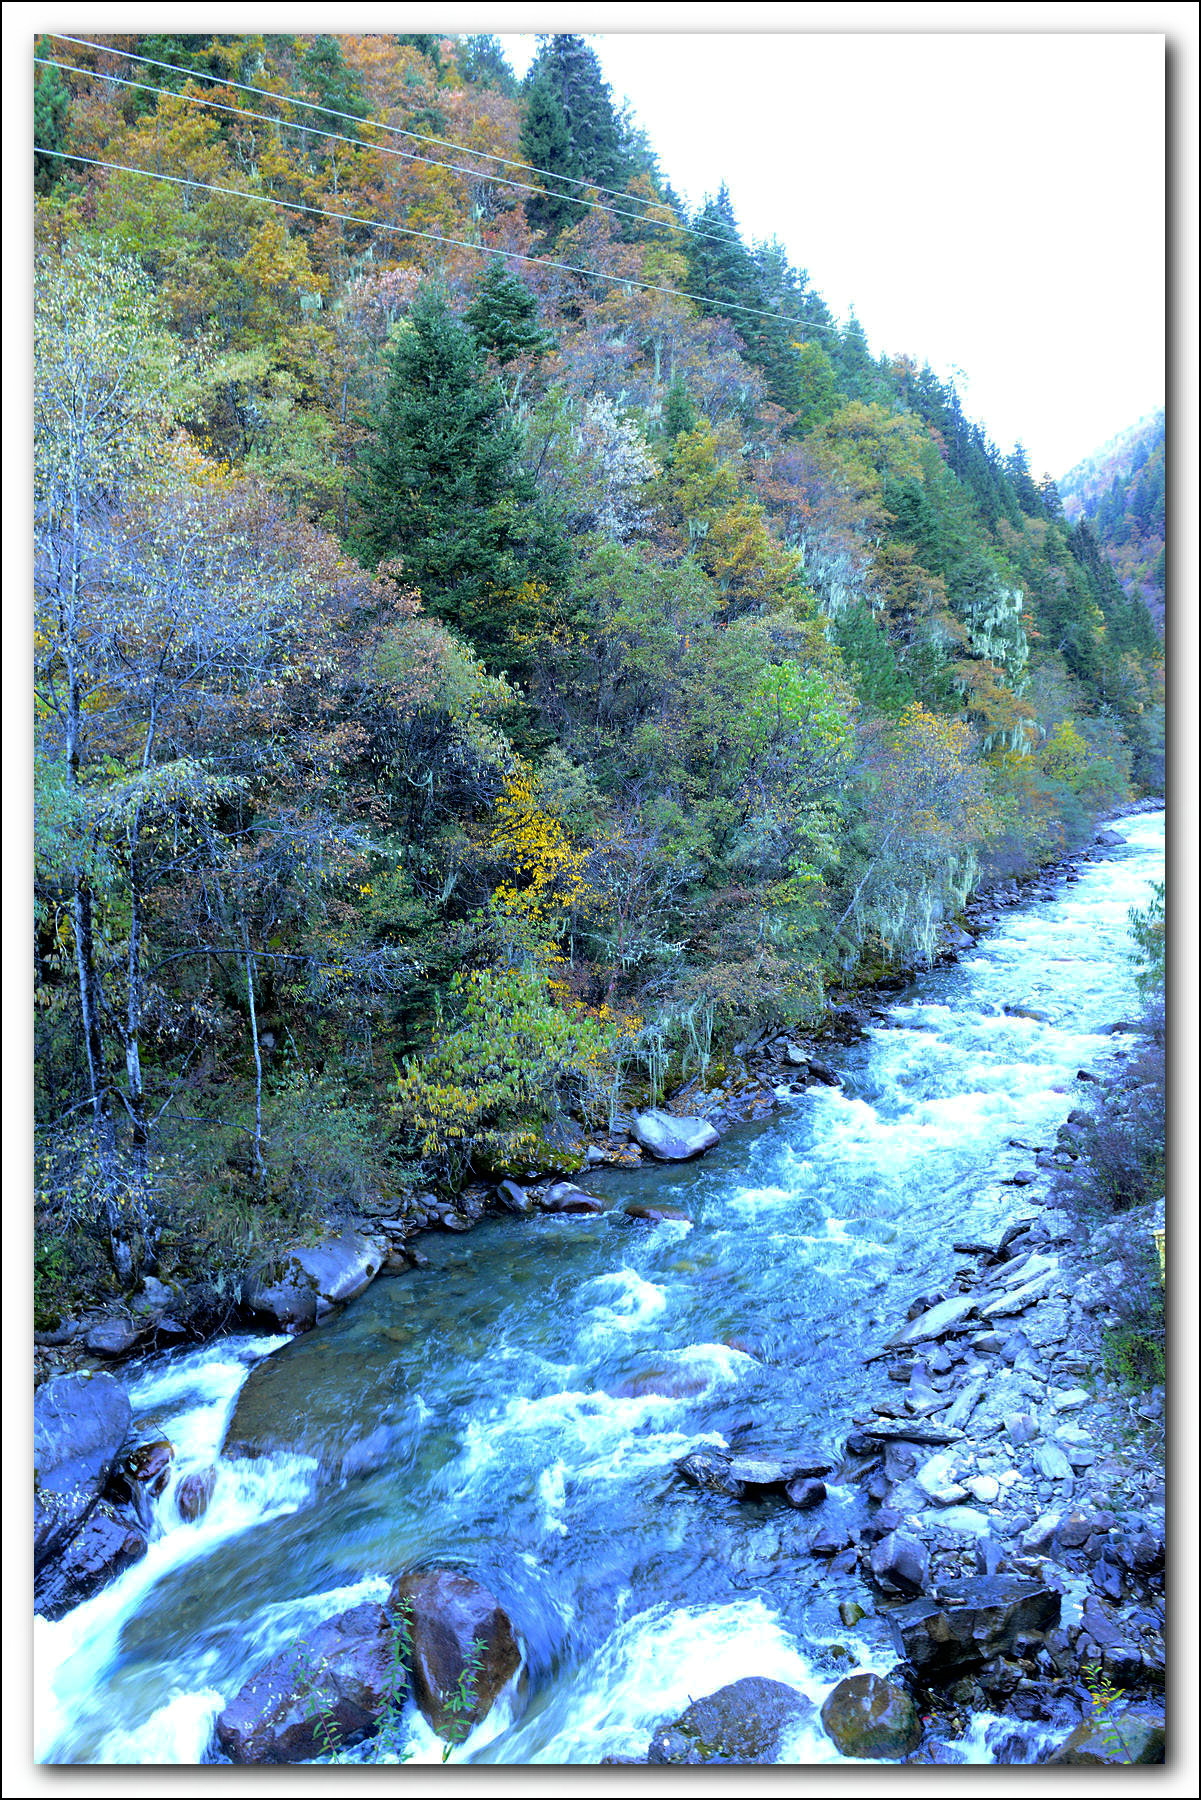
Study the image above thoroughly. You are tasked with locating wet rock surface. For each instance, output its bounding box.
[215,1602,401,1763]
[388,1568,520,1738]
[647,1677,815,1764]
[34,1371,132,1572]
[819,1673,921,1760]
[35,1501,147,1621]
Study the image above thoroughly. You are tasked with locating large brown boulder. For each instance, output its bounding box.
[388,1569,520,1740]
[647,1677,815,1764]
[34,1371,131,1571]
[820,1673,921,1760]
[215,1602,403,1764]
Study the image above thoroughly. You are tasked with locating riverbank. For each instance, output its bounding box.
[33,799,1164,1389]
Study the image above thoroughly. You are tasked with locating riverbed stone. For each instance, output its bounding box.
[215,1602,402,1763]
[1046,1702,1164,1764]
[177,1466,217,1522]
[820,1673,921,1760]
[623,1202,692,1225]
[785,1477,826,1511]
[388,1568,520,1738]
[631,1110,720,1161]
[647,1676,815,1764]
[494,1180,534,1215]
[34,1371,132,1572]
[108,1437,175,1527]
[869,1531,929,1596]
[539,1183,604,1214]
[887,1577,1060,1679]
[242,1230,387,1331]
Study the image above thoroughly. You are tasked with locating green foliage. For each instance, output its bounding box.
[351,285,564,676]
[464,263,554,367]
[1128,881,1165,996]
[392,963,627,1183]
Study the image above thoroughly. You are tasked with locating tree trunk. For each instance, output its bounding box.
[244,935,267,1185]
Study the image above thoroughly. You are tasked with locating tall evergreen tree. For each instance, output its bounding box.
[352,288,561,675]
[33,44,71,194]
[521,34,630,242]
[520,75,583,242]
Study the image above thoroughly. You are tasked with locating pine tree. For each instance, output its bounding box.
[520,75,583,242]
[464,264,554,365]
[352,288,561,675]
[34,46,71,194]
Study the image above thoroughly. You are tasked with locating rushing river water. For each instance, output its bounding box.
[36,810,1164,1766]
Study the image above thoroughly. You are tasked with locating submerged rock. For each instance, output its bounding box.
[631,1110,719,1161]
[648,1676,815,1764]
[215,1602,402,1763]
[820,1673,921,1760]
[176,1466,217,1522]
[623,1202,691,1225]
[388,1568,520,1739]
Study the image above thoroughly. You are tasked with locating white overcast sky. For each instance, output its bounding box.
[498,29,1166,479]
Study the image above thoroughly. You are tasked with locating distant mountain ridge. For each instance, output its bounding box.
[1059,411,1165,623]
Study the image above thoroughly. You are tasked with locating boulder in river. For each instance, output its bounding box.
[631,1110,719,1161]
[34,1371,131,1571]
[35,1501,147,1620]
[177,1466,217,1522]
[108,1437,175,1526]
[241,1229,387,1332]
[494,1180,534,1215]
[539,1182,604,1214]
[215,1601,403,1763]
[389,1568,520,1739]
[819,1673,921,1760]
[647,1676,815,1764]
[623,1202,692,1225]
[1046,1702,1164,1764]
[869,1531,929,1597]
[887,1576,1060,1679]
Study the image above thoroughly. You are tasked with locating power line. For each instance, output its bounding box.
[34,147,841,338]
[35,52,719,250]
[46,33,686,228]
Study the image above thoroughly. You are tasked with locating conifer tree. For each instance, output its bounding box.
[464,263,554,365]
[521,75,583,241]
[352,287,560,674]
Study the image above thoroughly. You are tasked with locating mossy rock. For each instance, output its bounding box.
[648,1677,815,1764]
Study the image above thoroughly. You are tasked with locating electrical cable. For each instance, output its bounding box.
[35,146,840,337]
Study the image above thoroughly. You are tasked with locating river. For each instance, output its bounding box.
[35,809,1164,1766]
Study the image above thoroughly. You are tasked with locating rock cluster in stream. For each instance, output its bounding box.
[663,1180,1166,1763]
[213,1568,520,1764]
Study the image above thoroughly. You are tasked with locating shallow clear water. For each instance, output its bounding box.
[36,812,1164,1765]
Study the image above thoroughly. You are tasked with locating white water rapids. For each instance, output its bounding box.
[34,810,1164,1765]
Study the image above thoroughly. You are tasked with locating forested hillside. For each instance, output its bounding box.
[33,32,1165,1311]
[1059,411,1165,625]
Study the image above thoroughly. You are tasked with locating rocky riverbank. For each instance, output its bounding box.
[35,808,1159,1390]
[656,1172,1166,1763]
